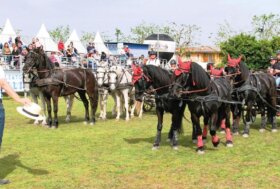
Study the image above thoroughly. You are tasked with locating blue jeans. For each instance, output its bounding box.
[0,105,5,148]
[276,77,280,87]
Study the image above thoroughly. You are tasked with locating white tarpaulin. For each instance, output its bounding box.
[94,32,111,55]
[36,24,58,52]
[0,18,17,44]
[144,34,176,53]
[65,30,87,54]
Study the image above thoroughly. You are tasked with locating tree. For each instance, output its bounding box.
[49,25,70,42]
[252,13,280,40]
[115,28,122,42]
[214,21,237,45]
[270,36,280,53]
[166,22,201,47]
[220,33,273,69]
[130,22,158,43]
[81,31,95,45]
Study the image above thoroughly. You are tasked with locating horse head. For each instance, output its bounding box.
[133,66,152,101]
[96,66,108,87]
[224,54,242,76]
[169,70,190,98]
[23,48,45,74]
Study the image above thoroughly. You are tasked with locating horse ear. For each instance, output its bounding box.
[227,54,231,61]
[237,56,242,64]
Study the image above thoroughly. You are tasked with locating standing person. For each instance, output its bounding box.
[269,51,280,87]
[2,42,12,64]
[58,39,65,55]
[146,51,160,66]
[0,65,31,185]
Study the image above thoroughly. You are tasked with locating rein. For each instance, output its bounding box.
[180,87,209,94]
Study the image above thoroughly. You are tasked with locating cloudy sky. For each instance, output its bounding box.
[0,0,279,45]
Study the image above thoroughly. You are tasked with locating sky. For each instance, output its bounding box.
[0,0,279,45]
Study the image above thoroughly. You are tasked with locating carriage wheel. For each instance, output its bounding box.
[143,102,153,112]
[242,109,256,125]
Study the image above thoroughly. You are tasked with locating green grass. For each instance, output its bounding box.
[0,96,280,189]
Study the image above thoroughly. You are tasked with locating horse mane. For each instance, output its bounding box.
[191,62,210,89]
[44,54,54,70]
[239,61,250,81]
[143,65,171,86]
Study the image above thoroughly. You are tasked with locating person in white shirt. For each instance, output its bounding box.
[0,66,31,185]
[146,51,160,67]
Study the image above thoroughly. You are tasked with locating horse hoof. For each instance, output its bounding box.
[220,130,225,134]
[233,132,239,136]
[173,146,178,150]
[152,146,159,150]
[226,141,233,147]
[90,122,95,126]
[272,129,278,133]
[192,139,197,144]
[51,126,57,129]
[83,121,88,125]
[242,133,249,138]
[196,147,205,154]
[166,138,171,142]
[33,121,40,125]
[212,140,220,147]
[259,129,265,133]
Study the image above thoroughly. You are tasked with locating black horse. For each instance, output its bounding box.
[23,48,98,128]
[133,65,186,150]
[170,61,233,153]
[225,55,277,137]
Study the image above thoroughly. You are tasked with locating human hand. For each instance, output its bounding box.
[19,98,31,106]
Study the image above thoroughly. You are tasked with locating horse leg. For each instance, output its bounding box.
[202,116,209,143]
[191,112,204,154]
[209,113,220,148]
[243,101,253,137]
[111,92,117,116]
[78,91,89,124]
[30,89,40,125]
[39,90,47,126]
[232,105,241,135]
[65,94,75,123]
[225,106,233,147]
[153,107,164,150]
[122,89,130,121]
[52,95,59,129]
[259,105,266,133]
[220,119,226,134]
[87,88,98,125]
[115,94,121,120]
[44,96,52,127]
[138,100,144,118]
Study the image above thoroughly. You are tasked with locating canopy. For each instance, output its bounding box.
[144,34,176,53]
[94,32,111,55]
[0,18,17,44]
[65,30,87,54]
[36,24,58,52]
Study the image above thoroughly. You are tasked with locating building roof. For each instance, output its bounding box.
[182,46,221,53]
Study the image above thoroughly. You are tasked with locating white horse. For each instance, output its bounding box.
[108,65,142,120]
[96,66,119,120]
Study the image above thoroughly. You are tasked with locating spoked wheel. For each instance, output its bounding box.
[143,101,153,112]
[242,108,257,125]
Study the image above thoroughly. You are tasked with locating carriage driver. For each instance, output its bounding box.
[268,53,280,87]
[146,51,161,67]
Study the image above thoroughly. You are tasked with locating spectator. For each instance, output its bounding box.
[17,41,23,54]
[8,37,13,47]
[15,36,22,47]
[11,43,20,68]
[49,52,59,66]
[100,51,107,61]
[27,43,33,51]
[87,42,95,54]
[124,45,130,57]
[58,39,65,54]
[126,54,134,68]
[21,46,29,56]
[2,42,12,64]
[66,45,73,62]
[169,59,177,72]
[94,51,101,61]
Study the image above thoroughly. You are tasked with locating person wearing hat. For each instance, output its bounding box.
[169,59,177,72]
[146,51,160,67]
[268,53,280,87]
[0,66,31,185]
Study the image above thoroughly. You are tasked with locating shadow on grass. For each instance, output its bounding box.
[0,153,49,179]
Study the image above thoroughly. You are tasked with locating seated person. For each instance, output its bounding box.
[268,56,280,87]
[146,51,160,66]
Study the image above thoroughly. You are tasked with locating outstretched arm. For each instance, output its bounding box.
[0,79,31,105]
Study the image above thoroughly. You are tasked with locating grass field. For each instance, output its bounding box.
[0,96,280,189]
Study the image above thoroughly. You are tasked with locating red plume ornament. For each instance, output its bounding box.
[227,54,242,67]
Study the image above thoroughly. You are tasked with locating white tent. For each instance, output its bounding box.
[36,24,58,52]
[94,32,111,55]
[0,18,17,44]
[65,30,87,54]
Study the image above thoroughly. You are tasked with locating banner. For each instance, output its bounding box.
[4,70,24,92]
